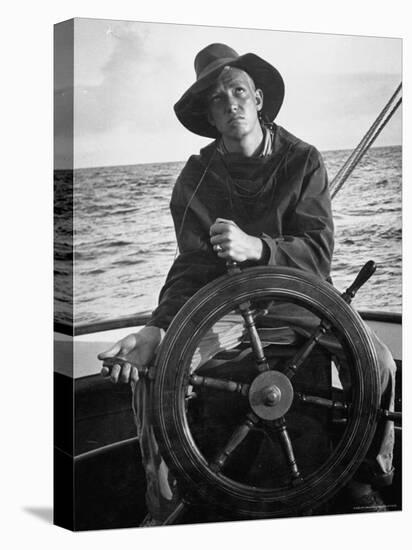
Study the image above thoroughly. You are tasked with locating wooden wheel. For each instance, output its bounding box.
[152,266,380,519]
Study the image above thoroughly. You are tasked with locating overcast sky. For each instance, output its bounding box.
[54,18,402,169]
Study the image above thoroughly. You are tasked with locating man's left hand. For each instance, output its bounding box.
[210,218,263,262]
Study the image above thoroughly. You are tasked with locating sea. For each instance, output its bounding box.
[54,145,401,325]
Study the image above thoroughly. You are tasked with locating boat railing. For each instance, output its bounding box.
[54,312,153,337]
[54,309,401,337]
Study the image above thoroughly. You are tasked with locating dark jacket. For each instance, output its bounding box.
[148,124,334,330]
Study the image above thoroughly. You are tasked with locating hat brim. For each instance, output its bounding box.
[174,53,285,138]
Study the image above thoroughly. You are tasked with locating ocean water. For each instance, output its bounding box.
[54,145,401,325]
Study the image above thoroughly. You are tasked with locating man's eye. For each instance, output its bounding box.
[236,87,246,94]
[210,95,221,103]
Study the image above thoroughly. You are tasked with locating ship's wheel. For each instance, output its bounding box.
[152,265,381,520]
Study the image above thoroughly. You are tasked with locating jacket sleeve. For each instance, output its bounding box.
[147,161,225,330]
[260,148,334,279]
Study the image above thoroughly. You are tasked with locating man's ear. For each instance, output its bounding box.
[255,89,264,112]
[207,110,216,127]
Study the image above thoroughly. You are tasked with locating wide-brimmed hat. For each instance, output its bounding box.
[174,43,285,138]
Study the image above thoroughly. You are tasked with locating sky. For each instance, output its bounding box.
[54,18,402,169]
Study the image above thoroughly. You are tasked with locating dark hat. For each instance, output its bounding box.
[174,43,285,138]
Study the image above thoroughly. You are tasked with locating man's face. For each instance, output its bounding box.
[206,67,263,141]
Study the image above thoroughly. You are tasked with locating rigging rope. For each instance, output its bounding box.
[331,83,401,188]
[330,83,402,200]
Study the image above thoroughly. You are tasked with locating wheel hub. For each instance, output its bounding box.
[249,370,294,420]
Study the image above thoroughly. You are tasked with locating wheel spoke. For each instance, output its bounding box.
[270,417,302,482]
[295,392,349,415]
[380,409,402,423]
[189,374,250,396]
[282,320,331,379]
[237,300,270,372]
[210,412,260,472]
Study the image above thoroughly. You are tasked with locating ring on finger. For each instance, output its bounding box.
[214,244,223,253]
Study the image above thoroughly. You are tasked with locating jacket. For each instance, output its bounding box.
[148,124,334,330]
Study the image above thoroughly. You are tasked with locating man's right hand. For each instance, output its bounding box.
[97,325,163,384]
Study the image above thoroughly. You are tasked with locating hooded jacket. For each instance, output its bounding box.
[148,124,334,330]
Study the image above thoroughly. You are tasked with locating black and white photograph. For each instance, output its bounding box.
[3,2,409,548]
[53,17,402,530]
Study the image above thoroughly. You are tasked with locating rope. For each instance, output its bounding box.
[330,83,402,200]
[330,83,401,188]
[174,147,217,259]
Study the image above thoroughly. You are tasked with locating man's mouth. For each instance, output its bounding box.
[228,115,245,123]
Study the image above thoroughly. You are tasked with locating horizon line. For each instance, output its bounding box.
[55,142,402,172]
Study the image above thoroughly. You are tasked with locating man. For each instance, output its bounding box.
[99,43,395,525]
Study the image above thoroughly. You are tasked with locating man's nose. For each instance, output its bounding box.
[226,97,239,113]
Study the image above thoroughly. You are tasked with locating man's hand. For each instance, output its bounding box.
[210,218,263,262]
[98,325,163,384]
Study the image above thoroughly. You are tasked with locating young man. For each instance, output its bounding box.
[99,43,395,524]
